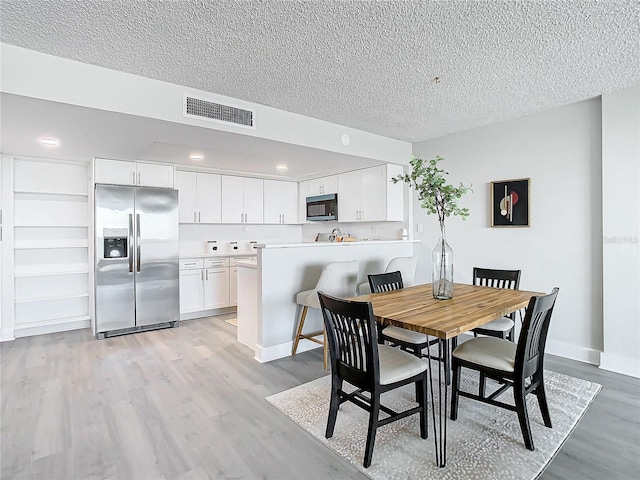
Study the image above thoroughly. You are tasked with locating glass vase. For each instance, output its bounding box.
[432,229,453,299]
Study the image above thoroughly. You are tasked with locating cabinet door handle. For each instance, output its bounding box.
[201,270,205,281]
[282,214,285,223]
[206,270,209,281]
[184,262,198,266]
[194,212,197,222]
[132,171,136,185]
[137,172,141,185]
[198,212,201,222]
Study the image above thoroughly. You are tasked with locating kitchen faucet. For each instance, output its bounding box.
[330,227,342,241]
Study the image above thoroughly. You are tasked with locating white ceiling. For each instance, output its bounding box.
[1,0,639,178]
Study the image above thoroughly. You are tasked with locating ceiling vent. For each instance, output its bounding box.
[183,94,255,129]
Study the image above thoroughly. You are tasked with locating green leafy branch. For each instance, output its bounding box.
[392,155,472,233]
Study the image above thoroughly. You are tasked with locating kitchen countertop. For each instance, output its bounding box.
[236,259,258,268]
[179,251,258,259]
[255,240,419,249]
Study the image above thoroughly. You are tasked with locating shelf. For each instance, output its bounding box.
[15,293,90,304]
[14,223,89,228]
[14,239,89,249]
[14,264,90,278]
[14,190,89,198]
[14,315,91,329]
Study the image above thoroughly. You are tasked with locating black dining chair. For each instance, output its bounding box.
[318,291,429,468]
[450,287,560,451]
[369,271,452,384]
[471,267,522,341]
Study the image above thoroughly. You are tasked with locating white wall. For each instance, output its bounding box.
[412,98,604,365]
[600,86,640,377]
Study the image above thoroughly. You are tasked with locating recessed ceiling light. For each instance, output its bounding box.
[38,137,60,147]
[276,164,288,171]
[189,153,204,161]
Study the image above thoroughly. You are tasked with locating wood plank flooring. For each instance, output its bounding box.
[1,315,638,479]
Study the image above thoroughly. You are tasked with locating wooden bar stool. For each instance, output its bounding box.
[292,260,359,369]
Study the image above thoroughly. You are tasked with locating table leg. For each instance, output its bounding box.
[425,338,449,467]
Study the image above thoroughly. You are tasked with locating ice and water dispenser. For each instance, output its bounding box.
[103,228,128,259]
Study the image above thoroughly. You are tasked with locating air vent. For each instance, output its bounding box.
[183,94,255,129]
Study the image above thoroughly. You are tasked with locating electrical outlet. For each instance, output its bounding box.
[417,223,424,233]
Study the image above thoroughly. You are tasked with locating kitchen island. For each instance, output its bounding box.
[236,240,417,362]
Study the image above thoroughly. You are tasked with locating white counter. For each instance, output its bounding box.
[256,240,419,249]
[239,240,417,363]
[179,251,259,259]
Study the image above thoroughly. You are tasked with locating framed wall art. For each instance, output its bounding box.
[491,178,530,227]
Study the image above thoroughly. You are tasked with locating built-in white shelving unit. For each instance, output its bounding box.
[12,158,91,336]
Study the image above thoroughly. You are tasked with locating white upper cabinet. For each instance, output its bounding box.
[337,164,404,222]
[94,158,174,188]
[308,175,338,196]
[263,180,298,224]
[175,171,222,223]
[221,176,264,224]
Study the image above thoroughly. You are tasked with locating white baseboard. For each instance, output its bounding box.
[0,330,15,342]
[255,338,322,363]
[600,352,640,378]
[180,306,236,321]
[545,338,600,365]
[13,318,91,338]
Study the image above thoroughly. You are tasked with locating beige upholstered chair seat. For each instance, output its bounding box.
[377,344,428,385]
[296,289,317,308]
[477,316,515,333]
[452,337,516,373]
[292,260,360,369]
[382,325,428,345]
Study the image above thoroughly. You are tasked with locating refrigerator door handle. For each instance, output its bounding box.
[128,214,134,273]
[136,213,141,272]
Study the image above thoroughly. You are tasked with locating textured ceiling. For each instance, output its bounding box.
[1,0,639,143]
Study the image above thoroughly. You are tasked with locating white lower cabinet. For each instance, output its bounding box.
[179,255,255,318]
[179,269,205,314]
[229,256,255,307]
[203,267,230,309]
[230,267,239,307]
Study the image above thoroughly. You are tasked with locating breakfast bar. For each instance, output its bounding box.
[236,240,417,362]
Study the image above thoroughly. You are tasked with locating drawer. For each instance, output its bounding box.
[229,256,257,266]
[179,258,204,270]
[205,257,229,268]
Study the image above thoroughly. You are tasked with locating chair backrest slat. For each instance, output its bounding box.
[319,292,379,385]
[473,267,521,290]
[368,271,404,294]
[515,288,559,378]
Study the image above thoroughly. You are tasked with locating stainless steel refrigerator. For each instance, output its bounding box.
[95,184,179,338]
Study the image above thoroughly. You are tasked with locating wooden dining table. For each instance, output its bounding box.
[355,282,544,467]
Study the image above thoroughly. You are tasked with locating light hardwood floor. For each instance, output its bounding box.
[1,315,638,479]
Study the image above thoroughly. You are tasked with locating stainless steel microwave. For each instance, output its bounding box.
[306,194,338,221]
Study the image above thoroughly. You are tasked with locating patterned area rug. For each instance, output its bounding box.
[266,368,600,480]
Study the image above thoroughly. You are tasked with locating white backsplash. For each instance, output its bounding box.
[179,221,405,255]
[179,223,302,255]
[301,221,404,242]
